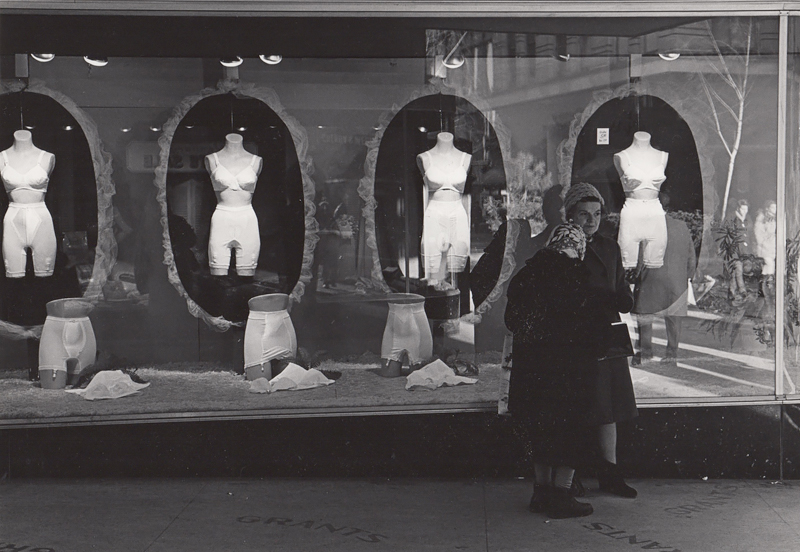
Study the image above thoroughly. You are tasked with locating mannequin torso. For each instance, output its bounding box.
[1,130,55,204]
[613,131,668,201]
[417,132,471,203]
[205,133,263,208]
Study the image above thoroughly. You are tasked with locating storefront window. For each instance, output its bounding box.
[0,13,792,424]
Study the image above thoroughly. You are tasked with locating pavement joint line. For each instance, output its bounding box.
[143,481,208,551]
[743,480,800,538]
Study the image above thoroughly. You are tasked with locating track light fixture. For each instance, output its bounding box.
[259,55,283,65]
[30,54,55,63]
[220,56,243,68]
[84,56,108,67]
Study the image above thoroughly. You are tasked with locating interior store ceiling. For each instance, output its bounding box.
[0,15,701,58]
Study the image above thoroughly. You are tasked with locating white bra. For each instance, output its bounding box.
[421,151,469,194]
[619,149,667,193]
[2,150,49,194]
[210,152,259,193]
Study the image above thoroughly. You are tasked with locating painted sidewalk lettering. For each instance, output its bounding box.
[664,484,739,518]
[583,522,681,552]
[237,516,389,543]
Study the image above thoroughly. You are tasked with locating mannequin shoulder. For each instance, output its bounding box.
[416,150,430,169]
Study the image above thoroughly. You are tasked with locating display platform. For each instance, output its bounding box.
[0,356,503,428]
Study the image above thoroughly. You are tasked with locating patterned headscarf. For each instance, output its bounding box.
[563,182,605,218]
[546,222,587,260]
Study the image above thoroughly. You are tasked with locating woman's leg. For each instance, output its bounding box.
[599,422,617,463]
[529,463,552,513]
[597,423,637,498]
[547,466,593,519]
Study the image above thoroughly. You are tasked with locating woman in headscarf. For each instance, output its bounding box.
[505,223,604,519]
[563,182,638,499]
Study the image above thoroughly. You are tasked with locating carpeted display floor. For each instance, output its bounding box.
[0,358,503,425]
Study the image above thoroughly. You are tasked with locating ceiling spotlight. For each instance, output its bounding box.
[24,125,35,130]
[63,125,73,131]
[418,126,427,133]
[84,56,108,67]
[150,125,161,132]
[442,32,467,70]
[30,53,55,63]
[259,54,283,65]
[237,126,247,132]
[658,52,681,61]
[121,127,132,133]
[220,56,243,68]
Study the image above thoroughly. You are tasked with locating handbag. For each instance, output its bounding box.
[598,321,634,361]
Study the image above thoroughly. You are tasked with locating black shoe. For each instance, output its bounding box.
[570,475,586,497]
[597,460,638,498]
[529,484,550,513]
[546,487,593,519]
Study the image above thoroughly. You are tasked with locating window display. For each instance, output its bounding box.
[0,9,797,428]
[0,80,115,349]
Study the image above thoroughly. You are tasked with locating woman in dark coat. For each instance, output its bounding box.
[564,182,638,498]
[505,223,604,519]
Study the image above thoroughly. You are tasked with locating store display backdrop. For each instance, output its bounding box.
[0,86,111,339]
[371,93,506,317]
[157,82,314,329]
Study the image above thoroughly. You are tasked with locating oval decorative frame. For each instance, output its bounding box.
[557,81,716,262]
[155,79,318,332]
[0,79,116,340]
[358,78,514,323]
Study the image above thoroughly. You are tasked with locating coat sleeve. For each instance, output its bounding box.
[504,269,529,333]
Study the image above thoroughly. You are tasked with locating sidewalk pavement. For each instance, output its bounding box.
[1,478,798,552]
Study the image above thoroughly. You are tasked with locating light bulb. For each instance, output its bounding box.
[30,54,55,63]
[259,55,282,65]
[84,56,108,67]
[220,56,243,68]
[658,53,681,61]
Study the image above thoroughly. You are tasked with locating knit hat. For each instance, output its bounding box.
[563,182,604,217]
[546,222,587,260]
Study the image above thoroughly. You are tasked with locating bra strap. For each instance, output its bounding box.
[1,150,7,165]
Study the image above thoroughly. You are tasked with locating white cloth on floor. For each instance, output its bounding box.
[405,359,477,391]
[65,370,149,400]
[248,362,334,394]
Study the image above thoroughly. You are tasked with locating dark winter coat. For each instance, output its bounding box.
[584,232,638,424]
[505,248,606,466]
